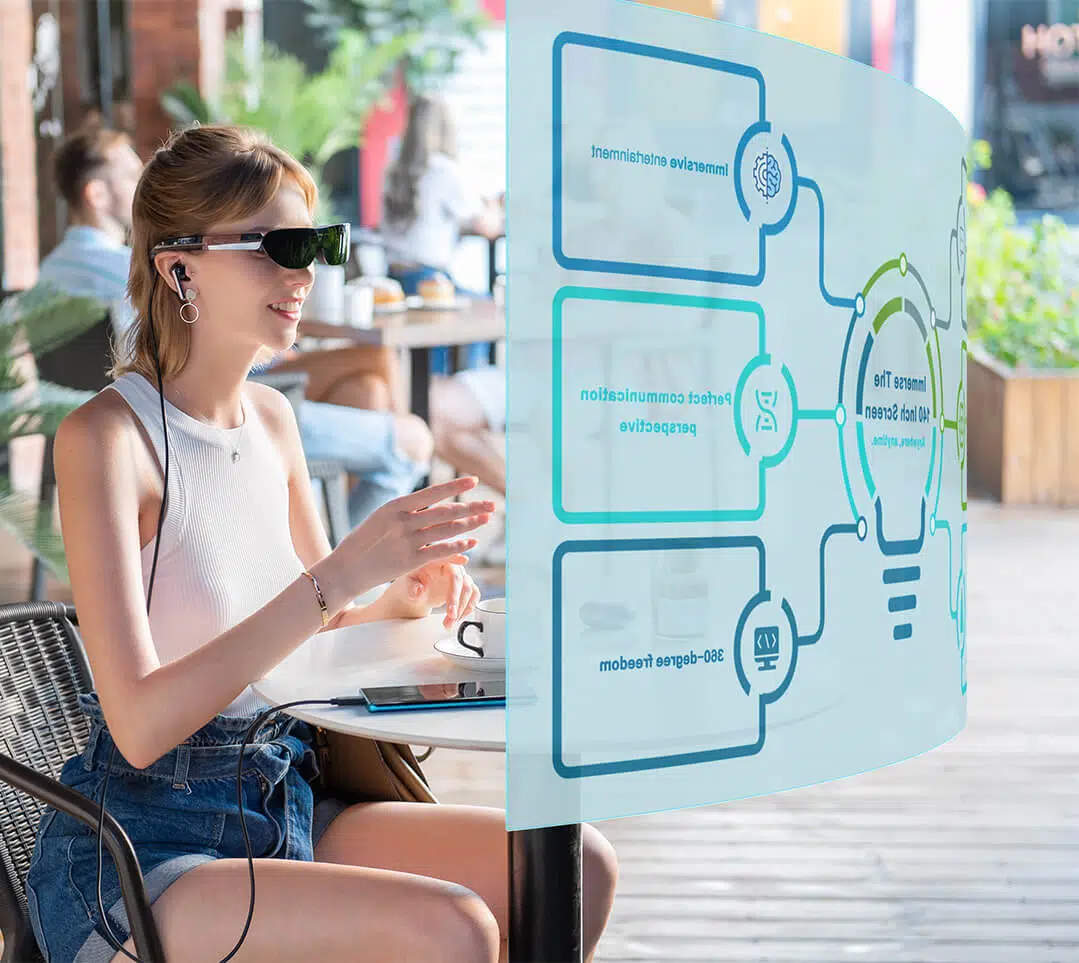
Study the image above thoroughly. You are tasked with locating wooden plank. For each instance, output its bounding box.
[1030,377,1065,504]
[966,353,1005,500]
[1064,378,1079,507]
[1000,374,1034,503]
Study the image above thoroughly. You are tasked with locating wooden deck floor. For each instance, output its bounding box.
[424,499,1079,963]
[3,437,1076,962]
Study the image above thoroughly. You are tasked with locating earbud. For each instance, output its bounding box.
[171,263,190,298]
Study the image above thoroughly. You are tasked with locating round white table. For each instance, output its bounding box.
[251,615,583,963]
[252,614,505,751]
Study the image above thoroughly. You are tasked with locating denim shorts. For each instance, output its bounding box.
[25,692,350,963]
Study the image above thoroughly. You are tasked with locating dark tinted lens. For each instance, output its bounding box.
[262,229,321,269]
[318,224,350,266]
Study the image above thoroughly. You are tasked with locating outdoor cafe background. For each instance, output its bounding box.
[5,0,1050,294]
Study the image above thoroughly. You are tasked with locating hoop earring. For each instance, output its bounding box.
[179,288,199,324]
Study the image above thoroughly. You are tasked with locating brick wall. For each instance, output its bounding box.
[128,0,256,160]
[0,0,40,289]
[128,0,201,159]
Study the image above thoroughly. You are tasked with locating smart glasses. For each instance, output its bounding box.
[150,223,350,270]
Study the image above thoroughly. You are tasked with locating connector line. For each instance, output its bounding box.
[797,176,859,311]
[932,518,965,619]
[795,407,836,422]
[794,522,861,647]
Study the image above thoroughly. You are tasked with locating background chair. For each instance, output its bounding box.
[246,370,352,546]
[0,601,164,962]
[29,316,115,602]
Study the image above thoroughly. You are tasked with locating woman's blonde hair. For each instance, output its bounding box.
[111,124,318,382]
[382,95,458,229]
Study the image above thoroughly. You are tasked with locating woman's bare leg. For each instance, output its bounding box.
[274,345,408,413]
[314,802,619,963]
[429,376,506,495]
[108,858,500,963]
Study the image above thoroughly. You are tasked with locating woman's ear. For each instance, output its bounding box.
[152,253,185,293]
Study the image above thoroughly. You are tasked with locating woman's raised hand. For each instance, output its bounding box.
[330,476,494,601]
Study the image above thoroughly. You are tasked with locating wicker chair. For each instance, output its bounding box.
[0,602,164,962]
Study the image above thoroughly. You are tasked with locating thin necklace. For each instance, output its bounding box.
[166,384,246,463]
[229,406,246,463]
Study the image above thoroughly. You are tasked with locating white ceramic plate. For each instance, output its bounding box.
[406,295,470,311]
[433,637,505,674]
[374,301,408,314]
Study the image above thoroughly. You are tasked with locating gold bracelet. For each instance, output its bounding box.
[302,571,330,627]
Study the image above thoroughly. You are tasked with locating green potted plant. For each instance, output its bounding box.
[0,285,109,583]
[965,141,1079,506]
[301,0,490,95]
[161,28,413,222]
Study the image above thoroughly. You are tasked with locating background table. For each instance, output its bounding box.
[299,299,505,423]
[251,614,582,962]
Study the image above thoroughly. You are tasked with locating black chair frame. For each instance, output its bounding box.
[0,602,165,962]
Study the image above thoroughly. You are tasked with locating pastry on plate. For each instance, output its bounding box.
[371,277,405,309]
[418,273,456,306]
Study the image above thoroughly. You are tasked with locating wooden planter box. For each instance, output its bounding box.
[968,348,1079,507]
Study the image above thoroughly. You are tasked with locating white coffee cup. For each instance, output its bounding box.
[456,597,506,660]
[344,283,375,328]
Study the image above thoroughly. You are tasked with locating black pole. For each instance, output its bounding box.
[95,0,113,123]
[508,824,582,963]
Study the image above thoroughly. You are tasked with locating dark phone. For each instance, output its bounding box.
[360,680,506,712]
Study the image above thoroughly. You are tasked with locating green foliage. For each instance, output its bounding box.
[301,0,490,95]
[0,285,106,581]
[966,140,1079,370]
[161,29,412,220]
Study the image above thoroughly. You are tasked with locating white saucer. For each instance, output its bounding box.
[434,637,505,674]
[374,301,408,314]
[406,295,469,311]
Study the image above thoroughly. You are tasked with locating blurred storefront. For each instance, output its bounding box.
[974,0,1079,218]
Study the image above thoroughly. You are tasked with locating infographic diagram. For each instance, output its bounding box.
[507,0,967,831]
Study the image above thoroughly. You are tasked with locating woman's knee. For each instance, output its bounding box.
[393,413,434,464]
[583,823,619,901]
[427,885,501,963]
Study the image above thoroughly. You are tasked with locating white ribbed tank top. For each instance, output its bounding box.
[105,372,307,717]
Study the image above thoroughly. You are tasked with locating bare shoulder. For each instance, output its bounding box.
[245,379,299,437]
[244,380,304,470]
[55,387,140,460]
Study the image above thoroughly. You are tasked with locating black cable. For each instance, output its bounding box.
[89,272,369,961]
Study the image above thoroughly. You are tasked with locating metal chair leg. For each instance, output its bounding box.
[306,460,351,547]
[322,473,350,547]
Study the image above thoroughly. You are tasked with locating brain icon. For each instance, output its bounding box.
[753,151,782,200]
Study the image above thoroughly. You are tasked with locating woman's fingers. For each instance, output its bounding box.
[408,499,496,531]
[444,566,464,625]
[419,538,478,564]
[394,476,478,513]
[456,577,476,622]
[411,514,490,547]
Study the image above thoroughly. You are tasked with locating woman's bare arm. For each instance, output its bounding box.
[248,382,406,629]
[54,392,488,769]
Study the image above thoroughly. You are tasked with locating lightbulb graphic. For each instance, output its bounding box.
[838,252,937,641]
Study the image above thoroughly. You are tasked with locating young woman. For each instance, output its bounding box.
[25,124,617,963]
[381,94,503,373]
